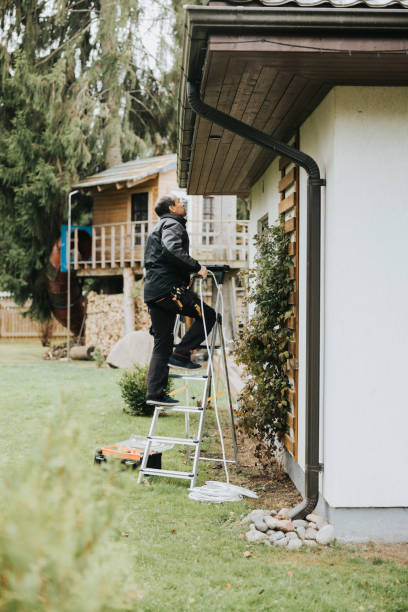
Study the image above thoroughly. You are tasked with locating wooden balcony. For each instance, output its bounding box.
[70,220,249,275]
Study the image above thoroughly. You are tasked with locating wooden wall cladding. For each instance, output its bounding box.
[284,217,296,234]
[93,189,129,225]
[279,193,295,215]
[279,136,299,461]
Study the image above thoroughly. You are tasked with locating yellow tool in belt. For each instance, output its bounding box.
[172,295,183,309]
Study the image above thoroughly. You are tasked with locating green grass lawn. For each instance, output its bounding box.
[0,342,407,612]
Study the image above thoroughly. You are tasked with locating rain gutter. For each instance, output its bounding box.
[178,5,408,186]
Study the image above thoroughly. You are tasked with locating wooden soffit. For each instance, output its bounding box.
[185,33,408,196]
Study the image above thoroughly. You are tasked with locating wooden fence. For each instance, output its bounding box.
[0,298,66,341]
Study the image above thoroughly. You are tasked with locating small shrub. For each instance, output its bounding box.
[118,364,172,416]
[92,347,105,368]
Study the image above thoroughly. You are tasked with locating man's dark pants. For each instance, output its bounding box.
[146,291,216,398]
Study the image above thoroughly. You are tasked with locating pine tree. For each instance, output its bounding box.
[0,1,190,320]
[127,0,201,155]
[0,2,101,319]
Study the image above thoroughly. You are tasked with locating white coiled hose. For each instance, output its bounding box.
[188,271,257,503]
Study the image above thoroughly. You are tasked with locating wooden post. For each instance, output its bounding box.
[122,267,135,336]
[120,224,125,267]
[92,228,96,268]
[130,223,135,266]
[101,227,106,268]
[111,226,115,267]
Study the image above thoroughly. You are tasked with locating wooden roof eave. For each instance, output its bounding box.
[73,156,176,192]
[78,173,161,195]
[177,4,408,194]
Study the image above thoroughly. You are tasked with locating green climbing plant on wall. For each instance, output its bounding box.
[234,220,294,461]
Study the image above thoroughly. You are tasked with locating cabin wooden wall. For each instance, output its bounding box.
[157,168,177,200]
[93,187,129,225]
[153,168,178,223]
[92,169,208,228]
[92,178,158,225]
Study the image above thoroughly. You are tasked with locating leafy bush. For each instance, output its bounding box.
[234,222,293,461]
[0,418,136,611]
[118,365,172,416]
[92,347,105,368]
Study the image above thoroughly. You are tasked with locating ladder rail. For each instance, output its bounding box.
[189,317,219,488]
[137,407,160,484]
[184,380,190,450]
[219,317,239,467]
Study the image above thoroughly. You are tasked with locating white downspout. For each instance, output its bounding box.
[66,190,79,360]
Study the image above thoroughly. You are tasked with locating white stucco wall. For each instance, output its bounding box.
[249,157,281,312]
[251,86,408,509]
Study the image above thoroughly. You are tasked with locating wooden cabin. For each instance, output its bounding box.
[71,154,248,276]
[70,154,249,338]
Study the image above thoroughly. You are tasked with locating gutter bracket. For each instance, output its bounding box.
[306,463,324,473]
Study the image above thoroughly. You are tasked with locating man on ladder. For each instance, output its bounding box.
[144,194,216,407]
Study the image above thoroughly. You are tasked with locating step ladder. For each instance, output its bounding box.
[137,272,239,489]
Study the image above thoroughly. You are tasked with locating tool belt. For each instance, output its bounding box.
[154,286,202,318]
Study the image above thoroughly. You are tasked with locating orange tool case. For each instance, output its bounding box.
[95,440,161,470]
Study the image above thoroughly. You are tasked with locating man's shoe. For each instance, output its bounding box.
[168,355,201,370]
[146,393,180,407]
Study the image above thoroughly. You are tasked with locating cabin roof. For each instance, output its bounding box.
[73,154,176,190]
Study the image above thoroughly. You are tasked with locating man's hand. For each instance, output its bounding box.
[198,265,208,280]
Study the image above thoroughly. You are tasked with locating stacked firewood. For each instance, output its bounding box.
[85,292,149,356]
[135,296,150,330]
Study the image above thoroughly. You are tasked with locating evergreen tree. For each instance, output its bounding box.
[0,2,101,320]
[127,0,201,155]
[0,1,191,320]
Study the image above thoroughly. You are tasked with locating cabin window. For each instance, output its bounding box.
[131,192,148,221]
[132,192,148,244]
[257,213,268,235]
[202,196,214,245]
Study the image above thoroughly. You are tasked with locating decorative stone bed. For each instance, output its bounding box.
[243,508,335,550]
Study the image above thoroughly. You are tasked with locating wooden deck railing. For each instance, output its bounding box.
[69,220,249,270]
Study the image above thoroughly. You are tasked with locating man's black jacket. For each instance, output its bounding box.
[143,214,201,303]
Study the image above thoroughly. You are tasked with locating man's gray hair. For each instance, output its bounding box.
[155,195,175,217]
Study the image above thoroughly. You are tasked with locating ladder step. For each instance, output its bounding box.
[148,435,198,446]
[196,457,236,464]
[198,344,220,349]
[169,374,208,380]
[141,468,194,480]
[156,406,203,413]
